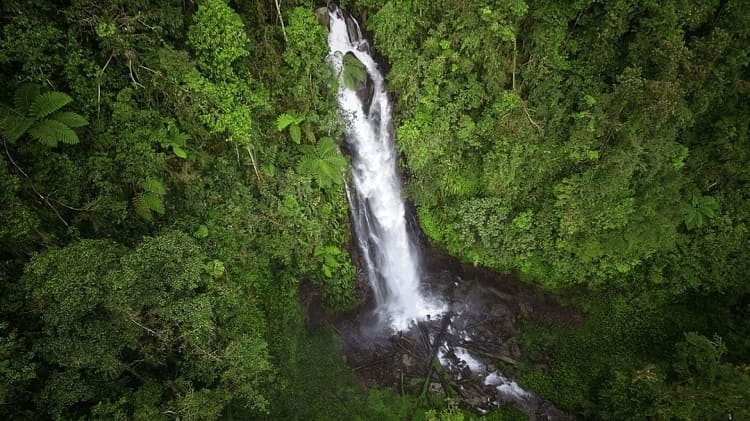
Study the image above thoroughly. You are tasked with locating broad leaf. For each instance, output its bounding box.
[172,145,187,158]
[142,179,166,195]
[296,138,347,189]
[290,124,301,144]
[276,113,296,131]
[683,207,705,231]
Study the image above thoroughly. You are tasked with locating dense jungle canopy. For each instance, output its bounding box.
[1,0,748,419]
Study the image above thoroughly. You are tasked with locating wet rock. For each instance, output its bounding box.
[401,353,415,369]
[428,382,443,395]
[333,224,579,419]
[519,301,533,317]
[510,342,522,359]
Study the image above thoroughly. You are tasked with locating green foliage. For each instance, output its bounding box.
[683,194,719,230]
[297,138,348,190]
[133,178,167,221]
[21,231,275,417]
[155,119,190,159]
[1,0,748,419]
[0,323,35,407]
[276,112,306,144]
[0,84,88,146]
[369,0,750,300]
[342,53,366,90]
[673,332,726,383]
[518,294,750,420]
[187,0,249,80]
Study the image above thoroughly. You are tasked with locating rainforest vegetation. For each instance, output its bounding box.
[0,0,748,419]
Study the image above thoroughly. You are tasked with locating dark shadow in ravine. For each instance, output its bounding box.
[329,219,580,419]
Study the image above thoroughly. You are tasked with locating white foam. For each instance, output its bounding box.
[454,347,484,373]
[485,371,530,400]
[328,7,443,331]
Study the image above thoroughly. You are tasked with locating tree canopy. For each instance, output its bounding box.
[1,0,748,419]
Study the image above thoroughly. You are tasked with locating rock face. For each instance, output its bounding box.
[335,242,580,420]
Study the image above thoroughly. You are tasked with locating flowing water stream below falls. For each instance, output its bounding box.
[324,5,575,419]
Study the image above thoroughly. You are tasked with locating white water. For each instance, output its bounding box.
[327,6,441,331]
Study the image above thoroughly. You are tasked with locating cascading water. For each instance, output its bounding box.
[327,6,442,331]
[326,6,570,418]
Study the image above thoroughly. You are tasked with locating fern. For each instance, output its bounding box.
[296,138,348,189]
[28,119,79,146]
[142,178,166,195]
[51,111,89,128]
[133,179,167,220]
[30,92,73,119]
[0,84,87,146]
[683,194,720,230]
[141,192,165,215]
[1,114,34,142]
[133,195,153,221]
[13,83,41,111]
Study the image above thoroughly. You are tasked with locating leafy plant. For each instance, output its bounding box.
[276,112,305,144]
[314,245,342,278]
[0,84,88,146]
[133,178,166,221]
[297,138,348,190]
[683,194,719,230]
[342,53,366,90]
[156,119,190,158]
[206,259,225,278]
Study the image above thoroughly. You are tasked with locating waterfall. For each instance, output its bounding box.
[325,8,563,417]
[327,5,442,331]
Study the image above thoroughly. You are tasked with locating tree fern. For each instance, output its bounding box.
[133,179,167,221]
[50,111,88,128]
[296,138,348,190]
[0,84,87,146]
[13,83,41,111]
[30,92,73,119]
[0,105,34,142]
[28,119,79,146]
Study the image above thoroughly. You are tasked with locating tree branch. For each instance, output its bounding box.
[274,0,288,42]
[2,140,69,227]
